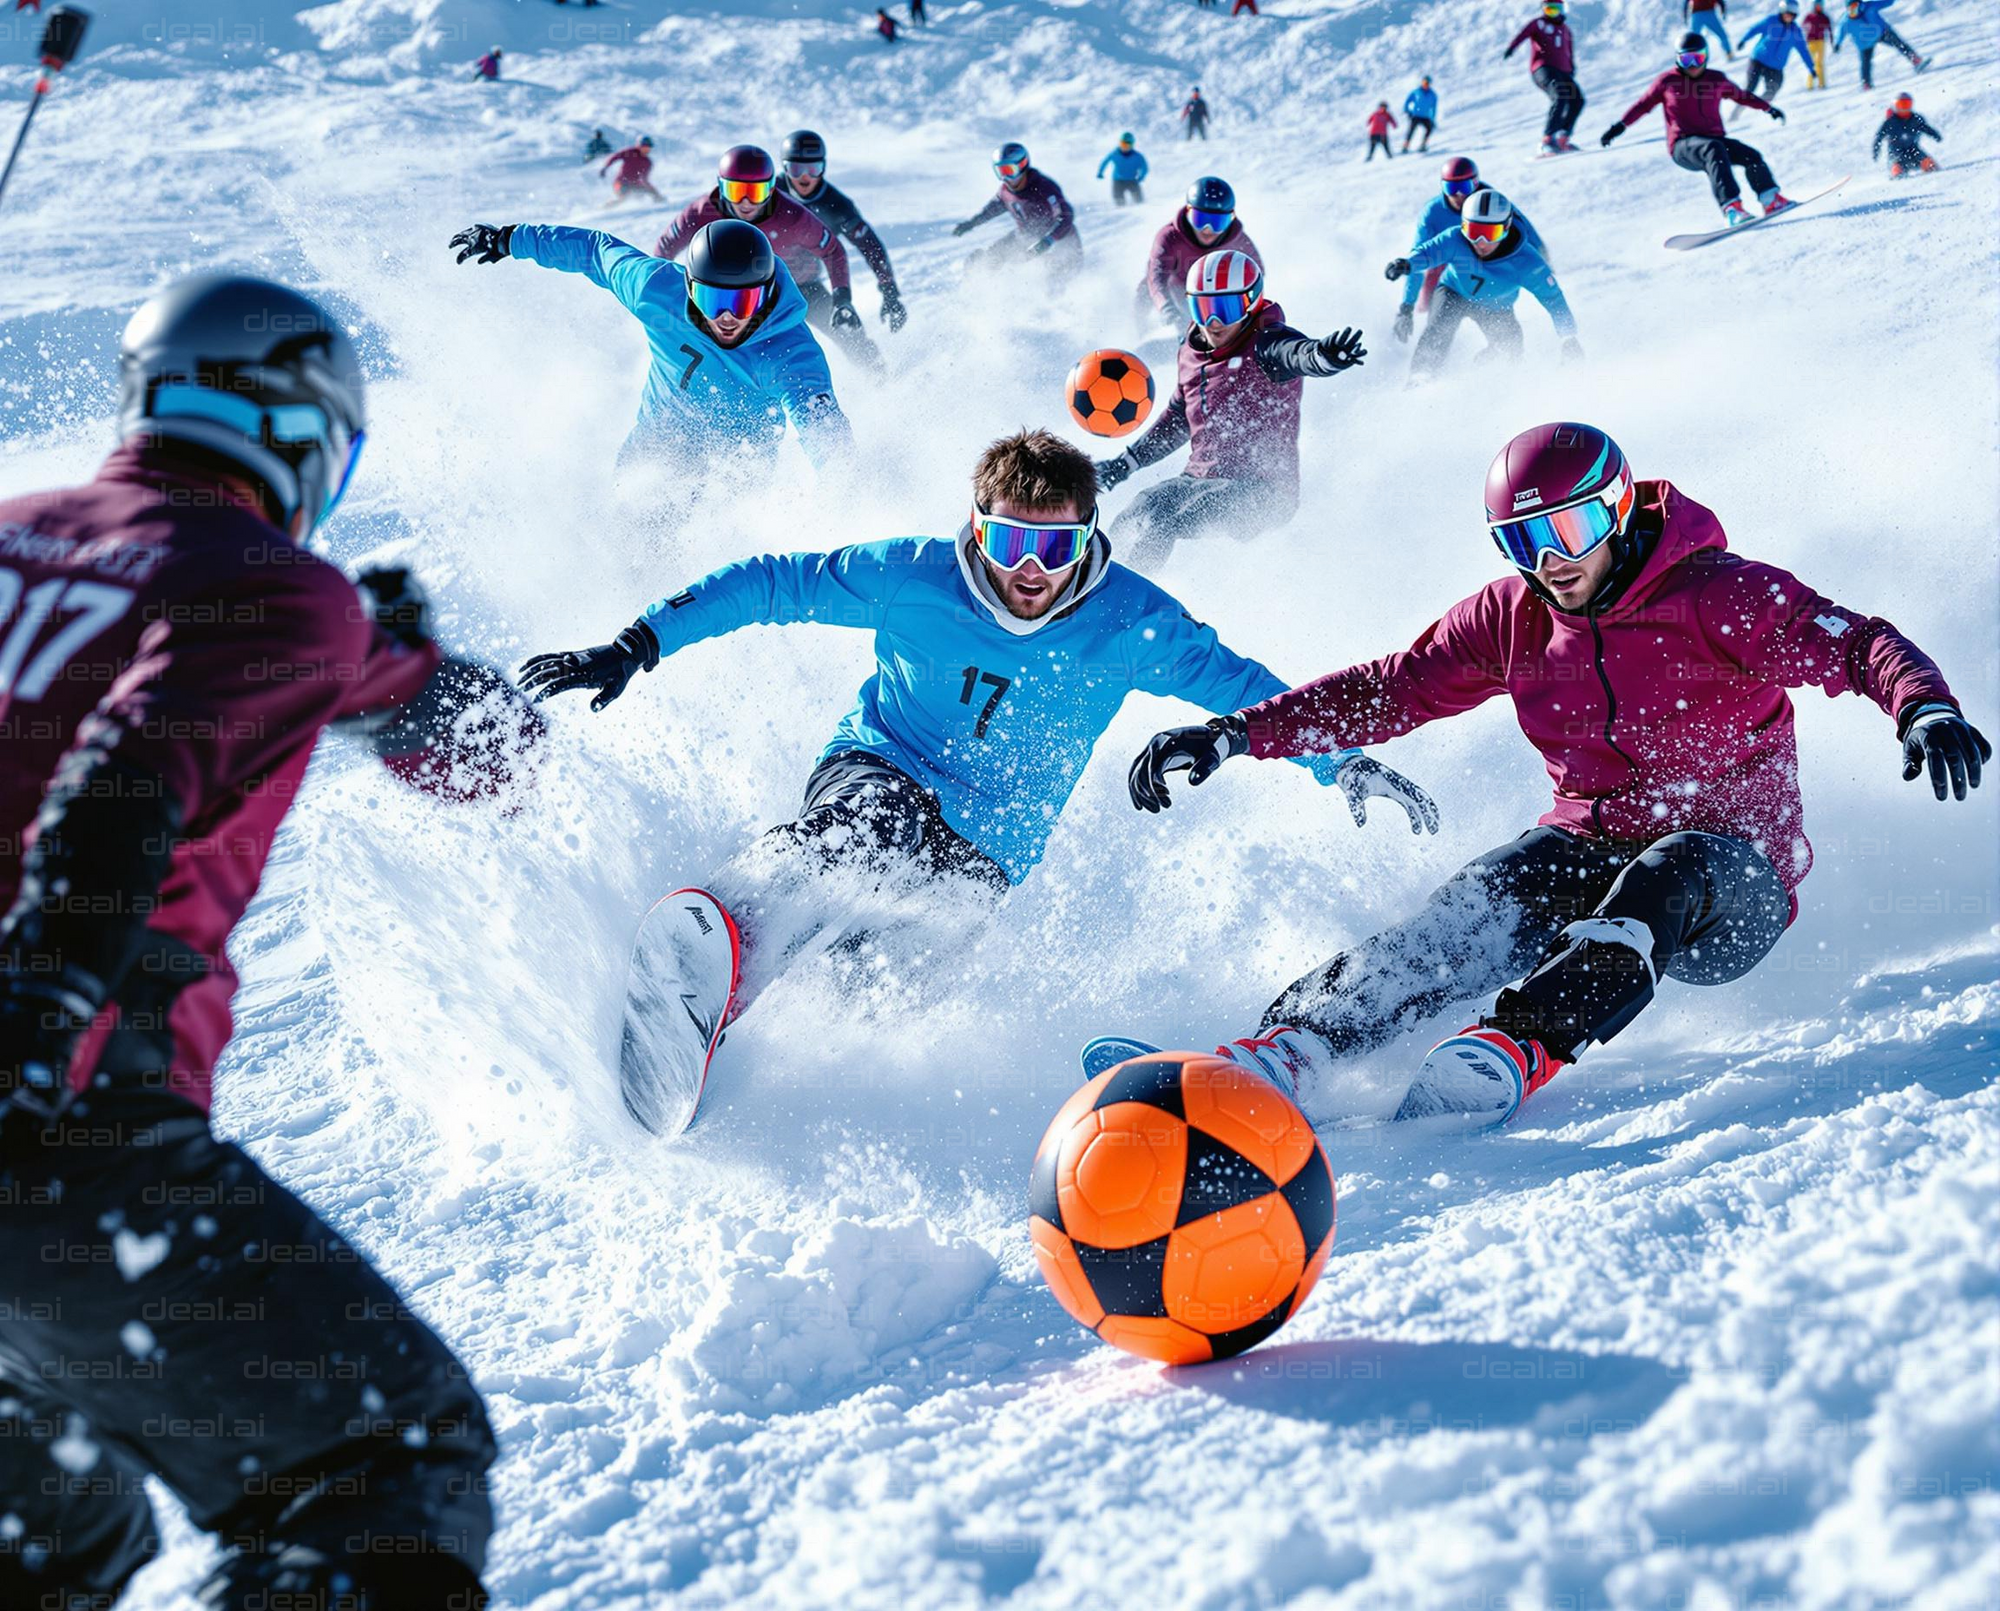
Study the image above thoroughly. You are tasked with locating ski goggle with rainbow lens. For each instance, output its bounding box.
[1462,217,1509,244]
[1187,207,1234,234]
[994,156,1030,181]
[1676,46,1708,68]
[1488,477,1635,571]
[718,175,774,206]
[783,159,825,181]
[970,504,1097,572]
[688,278,769,323]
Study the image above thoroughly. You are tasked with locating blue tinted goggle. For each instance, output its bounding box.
[1442,177,1478,197]
[971,505,1096,572]
[1187,207,1233,233]
[149,383,362,521]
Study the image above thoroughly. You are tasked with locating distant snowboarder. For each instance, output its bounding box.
[1685,0,1734,57]
[1365,103,1397,160]
[778,128,908,332]
[1387,190,1579,378]
[1098,133,1149,205]
[1802,0,1833,85]
[584,127,612,162]
[1182,86,1212,141]
[1834,0,1926,87]
[1873,91,1940,175]
[1128,419,1988,1127]
[951,142,1081,263]
[1602,35,1790,229]
[473,44,502,80]
[1396,156,1548,345]
[877,7,899,42]
[601,135,662,203]
[1505,0,1586,154]
[1403,77,1438,150]
[909,0,926,22]
[1738,4,1813,104]
[1096,250,1368,571]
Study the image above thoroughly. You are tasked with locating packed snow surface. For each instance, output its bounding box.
[2,0,1996,1604]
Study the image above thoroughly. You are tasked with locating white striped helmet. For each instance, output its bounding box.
[1184,249,1264,327]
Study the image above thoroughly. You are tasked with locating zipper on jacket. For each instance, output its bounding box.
[1588,603,1643,836]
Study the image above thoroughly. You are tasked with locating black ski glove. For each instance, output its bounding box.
[1601,121,1626,147]
[1317,327,1367,370]
[952,219,975,237]
[1899,703,1990,801]
[1384,257,1411,282]
[518,624,658,712]
[1095,453,1134,492]
[881,286,908,331]
[1393,305,1414,343]
[450,223,515,265]
[353,566,432,647]
[1129,716,1247,813]
[1769,106,1786,122]
[830,288,863,330]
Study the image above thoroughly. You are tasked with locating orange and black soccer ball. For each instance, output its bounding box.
[1029,1053,1337,1365]
[1066,348,1154,438]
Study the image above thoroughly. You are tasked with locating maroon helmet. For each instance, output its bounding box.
[717,145,777,213]
[1484,422,1635,572]
[1440,155,1478,184]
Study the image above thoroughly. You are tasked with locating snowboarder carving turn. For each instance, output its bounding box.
[601,134,662,203]
[1386,190,1579,378]
[1128,420,1987,1127]
[951,141,1080,263]
[1874,92,1940,175]
[1601,35,1791,229]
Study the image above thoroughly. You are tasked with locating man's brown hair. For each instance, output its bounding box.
[972,428,1098,515]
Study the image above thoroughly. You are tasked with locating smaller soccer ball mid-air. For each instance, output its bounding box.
[1066,348,1154,438]
[1029,1052,1337,1365]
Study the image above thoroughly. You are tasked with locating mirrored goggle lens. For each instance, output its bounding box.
[973,512,1093,571]
[322,428,366,520]
[1442,177,1478,197]
[689,280,767,321]
[1188,290,1254,325]
[1676,49,1707,67]
[1187,208,1233,233]
[784,160,824,179]
[1463,219,1508,242]
[994,160,1028,178]
[1489,492,1621,570]
[719,177,774,204]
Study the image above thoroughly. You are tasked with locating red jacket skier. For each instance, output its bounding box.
[473,45,501,79]
[1138,176,1261,323]
[1365,102,1398,159]
[1603,36,1791,225]
[602,135,662,200]
[1130,421,1985,1128]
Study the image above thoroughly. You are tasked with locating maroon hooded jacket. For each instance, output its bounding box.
[1241,482,1955,904]
[1506,15,1575,74]
[1620,69,1773,146]
[656,188,852,291]
[1139,211,1262,319]
[0,448,536,1110]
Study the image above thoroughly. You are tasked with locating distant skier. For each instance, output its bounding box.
[1602,35,1791,229]
[658,145,881,371]
[601,134,662,203]
[1136,175,1260,327]
[1182,86,1211,141]
[473,44,502,80]
[1685,0,1733,57]
[1396,156,1547,345]
[1386,190,1579,378]
[1129,419,1988,1127]
[1365,103,1397,160]
[1232,0,1259,14]
[1504,0,1586,155]
[1738,3,1812,104]
[517,427,1433,1051]
[1873,92,1941,175]
[951,141,1081,264]
[1098,133,1149,205]
[1403,77,1438,151]
[778,128,908,332]
[876,7,899,42]
[584,127,612,162]
[1802,0,1833,85]
[449,217,852,469]
[0,275,540,1611]
[909,0,926,22]
[1835,0,1925,87]
[1095,250,1368,571]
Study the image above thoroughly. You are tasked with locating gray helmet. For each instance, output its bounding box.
[1461,188,1514,229]
[116,274,365,532]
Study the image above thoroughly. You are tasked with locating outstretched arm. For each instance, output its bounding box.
[1254,324,1367,381]
[504,224,664,314]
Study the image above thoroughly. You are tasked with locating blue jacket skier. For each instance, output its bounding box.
[1402,79,1439,151]
[448,220,850,469]
[1387,190,1579,378]
[1097,135,1150,205]
[1739,7,1813,98]
[518,430,1435,1005]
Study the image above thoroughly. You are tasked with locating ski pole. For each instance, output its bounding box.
[0,5,90,215]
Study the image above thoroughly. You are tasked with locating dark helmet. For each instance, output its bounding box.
[993,140,1030,171]
[781,129,826,164]
[117,273,365,534]
[1440,154,1479,184]
[1185,175,1235,213]
[1679,30,1709,53]
[638,134,654,148]
[685,219,775,290]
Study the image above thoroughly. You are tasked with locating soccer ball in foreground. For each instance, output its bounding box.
[1066,348,1154,437]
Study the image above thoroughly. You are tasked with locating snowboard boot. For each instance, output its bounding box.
[1211,1025,1329,1105]
[1722,198,1756,227]
[1396,1027,1565,1124]
[1760,188,1794,215]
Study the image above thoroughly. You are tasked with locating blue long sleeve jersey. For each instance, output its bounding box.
[507,224,850,466]
[635,538,1341,882]
[1407,193,1547,279]
[1740,13,1814,70]
[1404,85,1439,120]
[1400,229,1577,336]
[1097,148,1150,180]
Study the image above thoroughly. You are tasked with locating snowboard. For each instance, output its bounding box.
[619,888,742,1135]
[1392,1032,1529,1128]
[1078,1035,1161,1083]
[1663,176,1850,250]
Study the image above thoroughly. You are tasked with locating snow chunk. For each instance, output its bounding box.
[112,1228,172,1282]
[119,1321,157,1361]
[49,1420,100,1476]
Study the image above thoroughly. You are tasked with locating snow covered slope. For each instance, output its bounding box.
[2,0,1996,1604]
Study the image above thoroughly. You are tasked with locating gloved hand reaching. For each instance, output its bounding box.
[1384,257,1411,282]
[518,625,659,713]
[450,224,515,265]
[1317,327,1367,370]
[1129,717,1247,813]
[880,287,908,332]
[1900,703,1990,800]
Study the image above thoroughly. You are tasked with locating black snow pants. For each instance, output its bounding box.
[1111,178,1145,206]
[0,1079,495,1609]
[1743,61,1785,101]
[1404,116,1434,150]
[1532,65,1585,139]
[1263,826,1791,1062]
[1366,134,1393,160]
[1409,285,1524,377]
[1671,132,1778,205]
[1109,473,1294,573]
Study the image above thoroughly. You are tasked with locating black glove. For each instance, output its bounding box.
[830,288,863,330]
[1095,453,1133,492]
[0,974,98,1117]
[353,566,431,648]
[517,624,658,712]
[1129,716,1246,814]
[1769,106,1786,122]
[450,223,515,265]
[952,219,975,237]
[1601,121,1626,147]
[1393,305,1414,343]
[1384,257,1411,282]
[1900,704,1990,801]
[881,286,908,332]
[1317,327,1366,370]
